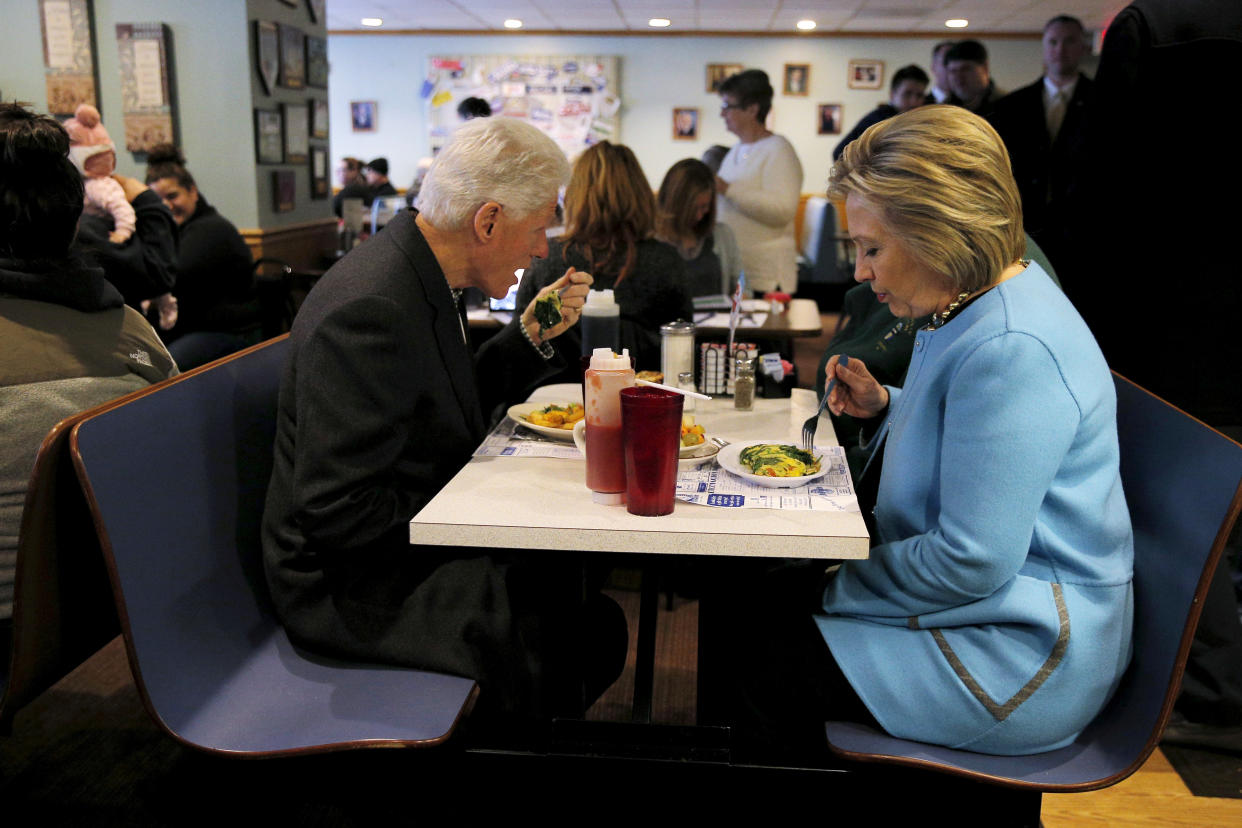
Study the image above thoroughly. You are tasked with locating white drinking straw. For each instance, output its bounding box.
[635,378,712,401]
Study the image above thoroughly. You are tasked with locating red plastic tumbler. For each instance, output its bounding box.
[620,386,684,517]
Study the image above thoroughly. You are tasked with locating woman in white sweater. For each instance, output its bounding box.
[715,69,804,294]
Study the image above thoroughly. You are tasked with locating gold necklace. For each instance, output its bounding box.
[925,291,973,330]
[923,260,1030,331]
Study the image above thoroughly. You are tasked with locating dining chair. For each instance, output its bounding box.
[797,196,849,286]
[823,373,1242,798]
[251,257,300,340]
[0,407,119,734]
[69,335,478,756]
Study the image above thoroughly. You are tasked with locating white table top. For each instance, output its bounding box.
[410,385,870,559]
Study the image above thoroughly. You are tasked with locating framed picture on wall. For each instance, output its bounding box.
[848,59,884,90]
[254,108,283,163]
[273,170,296,213]
[672,107,698,141]
[305,36,328,89]
[818,104,843,135]
[784,64,810,96]
[311,98,329,139]
[39,0,99,116]
[706,63,743,94]
[351,100,376,132]
[278,24,305,89]
[310,145,329,199]
[254,21,280,96]
[282,102,309,163]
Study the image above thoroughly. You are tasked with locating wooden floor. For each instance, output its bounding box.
[591,584,1242,827]
[1042,751,1242,826]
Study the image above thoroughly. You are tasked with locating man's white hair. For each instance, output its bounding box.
[415,116,569,230]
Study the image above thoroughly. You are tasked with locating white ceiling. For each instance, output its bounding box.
[326,0,1128,35]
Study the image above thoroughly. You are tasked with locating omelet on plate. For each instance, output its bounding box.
[738,444,821,477]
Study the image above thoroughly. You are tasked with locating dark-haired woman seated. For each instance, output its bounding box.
[146,145,259,370]
[512,141,692,374]
[656,159,741,298]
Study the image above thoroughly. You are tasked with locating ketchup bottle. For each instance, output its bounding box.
[584,347,634,504]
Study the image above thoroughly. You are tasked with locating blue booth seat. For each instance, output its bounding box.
[70,336,477,756]
[825,373,1242,795]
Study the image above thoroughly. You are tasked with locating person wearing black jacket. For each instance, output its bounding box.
[364,157,398,201]
[834,64,929,161]
[988,15,1093,274]
[1062,0,1242,753]
[74,174,178,308]
[146,145,259,370]
[332,156,371,216]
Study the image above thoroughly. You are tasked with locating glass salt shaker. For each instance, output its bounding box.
[678,370,696,414]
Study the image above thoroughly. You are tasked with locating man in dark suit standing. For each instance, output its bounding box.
[924,40,955,105]
[988,15,1092,274]
[262,116,626,734]
[945,40,1005,114]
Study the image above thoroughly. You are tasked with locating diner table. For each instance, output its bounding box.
[410,386,866,560]
[411,385,868,734]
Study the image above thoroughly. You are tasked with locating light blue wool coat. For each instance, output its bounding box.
[816,261,1134,755]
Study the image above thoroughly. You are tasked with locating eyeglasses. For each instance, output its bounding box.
[720,103,743,113]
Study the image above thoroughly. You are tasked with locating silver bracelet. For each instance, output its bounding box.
[520,317,555,360]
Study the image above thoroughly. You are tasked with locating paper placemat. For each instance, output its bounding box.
[676,446,859,511]
[474,418,583,458]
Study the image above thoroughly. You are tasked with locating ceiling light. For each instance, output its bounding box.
[360,17,383,27]
[796,20,816,31]
[945,18,969,28]
[648,18,671,28]
[503,18,523,29]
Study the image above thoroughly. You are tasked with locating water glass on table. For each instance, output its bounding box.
[620,386,684,516]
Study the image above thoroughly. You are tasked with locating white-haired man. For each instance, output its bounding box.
[262,117,625,731]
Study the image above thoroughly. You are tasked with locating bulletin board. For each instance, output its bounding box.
[423,55,621,159]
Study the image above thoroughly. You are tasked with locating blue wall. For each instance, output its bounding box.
[326,32,1048,197]
[0,0,335,228]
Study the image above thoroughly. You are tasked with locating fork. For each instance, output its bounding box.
[801,354,849,452]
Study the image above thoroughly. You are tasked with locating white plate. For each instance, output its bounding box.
[716,440,830,488]
[507,402,580,442]
[679,439,719,467]
[570,418,721,460]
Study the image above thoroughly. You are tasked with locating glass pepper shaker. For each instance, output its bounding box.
[733,356,755,411]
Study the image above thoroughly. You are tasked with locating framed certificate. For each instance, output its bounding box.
[254,108,283,164]
[282,102,309,163]
[311,98,329,139]
[310,145,329,199]
[278,24,305,89]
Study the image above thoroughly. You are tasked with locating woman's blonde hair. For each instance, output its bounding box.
[562,141,656,284]
[827,105,1024,293]
[656,158,716,245]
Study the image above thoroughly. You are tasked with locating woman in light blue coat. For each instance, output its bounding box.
[811,105,1134,756]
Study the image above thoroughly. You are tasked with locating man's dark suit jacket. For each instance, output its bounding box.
[988,74,1093,272]
[261,210,564,714]
[989,75,1093,233]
